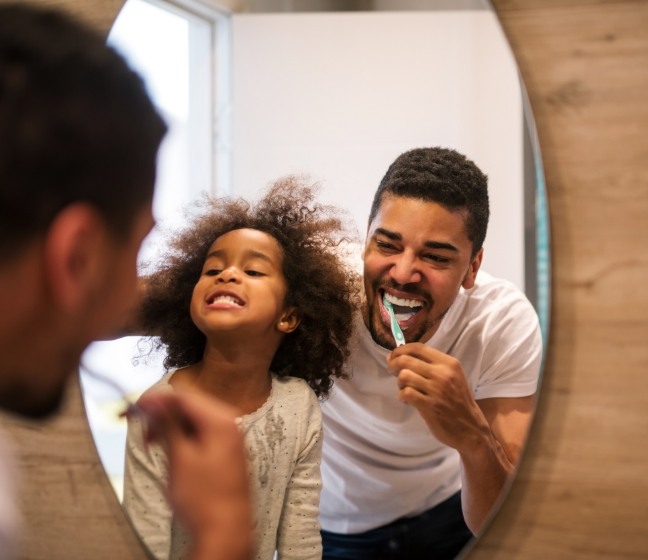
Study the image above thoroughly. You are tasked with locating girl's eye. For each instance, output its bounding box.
[204,269,221,276]
[245,270,264,277]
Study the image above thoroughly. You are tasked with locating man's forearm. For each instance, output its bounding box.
[458,430,516,535]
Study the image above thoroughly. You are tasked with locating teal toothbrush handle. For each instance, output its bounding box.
[383,297,406,347]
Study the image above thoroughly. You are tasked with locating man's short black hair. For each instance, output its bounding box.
[368,147,490,256]
[0,3,167,259]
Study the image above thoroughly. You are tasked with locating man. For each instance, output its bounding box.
[0,4,252,560]
[319,147,543,559]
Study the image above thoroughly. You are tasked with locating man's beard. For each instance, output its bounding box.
[363,282,450,349]
[0,374,68,420]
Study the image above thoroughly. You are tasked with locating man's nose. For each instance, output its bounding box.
[389,254,422,285]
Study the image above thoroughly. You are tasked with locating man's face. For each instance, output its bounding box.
[0,201,155,419]
[88,202,156,341]
[362,194,482,349]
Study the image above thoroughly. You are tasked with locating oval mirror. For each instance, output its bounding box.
[80,0,549,558]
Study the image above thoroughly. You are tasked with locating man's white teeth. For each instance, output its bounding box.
[210,295,242,305]
[384,293,423,309]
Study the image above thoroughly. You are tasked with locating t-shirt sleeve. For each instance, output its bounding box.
[472,284,544,401]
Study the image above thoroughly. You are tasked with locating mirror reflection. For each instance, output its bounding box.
[80,1,549,559]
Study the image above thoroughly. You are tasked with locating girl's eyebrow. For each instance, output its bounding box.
[205,249,275,264]
[374,228,458,252]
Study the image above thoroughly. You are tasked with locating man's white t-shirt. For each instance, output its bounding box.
[319,271,543,534]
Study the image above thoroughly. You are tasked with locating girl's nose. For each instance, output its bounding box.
[217,266,240,282]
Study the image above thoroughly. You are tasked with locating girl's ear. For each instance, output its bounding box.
[277,308,300,334]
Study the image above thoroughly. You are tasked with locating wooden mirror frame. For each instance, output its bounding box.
[1,1,646,558]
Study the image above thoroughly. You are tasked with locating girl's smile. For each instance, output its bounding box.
[205,290,246,309]
[190,228,297,338]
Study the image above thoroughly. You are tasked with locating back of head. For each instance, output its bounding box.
[0,3,167,260]
[368,147,490,256]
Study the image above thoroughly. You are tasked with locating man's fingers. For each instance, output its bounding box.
[396,368,432,393]
[389,342,446,363]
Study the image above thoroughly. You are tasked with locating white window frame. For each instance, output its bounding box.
[81,0,232,501]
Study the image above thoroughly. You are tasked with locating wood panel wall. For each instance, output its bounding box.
[0,0,646,558]
[470,1,648,558]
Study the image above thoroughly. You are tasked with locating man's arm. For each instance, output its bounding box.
[386,344,536,535]
[459,395,536,534]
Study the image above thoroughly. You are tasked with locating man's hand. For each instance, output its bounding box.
[386,343,491,452]
[385,343,535,535]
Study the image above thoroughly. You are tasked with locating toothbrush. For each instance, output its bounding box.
[383,295,406,347]
[81,364,198,436]
[81,363,143,418]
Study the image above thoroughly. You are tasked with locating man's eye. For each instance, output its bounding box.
[423,254,450,264]
[376,240,398,252]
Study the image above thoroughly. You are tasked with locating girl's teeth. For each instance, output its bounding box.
[211,295,241,305]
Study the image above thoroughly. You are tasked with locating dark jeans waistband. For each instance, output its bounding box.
[321,492,474,560]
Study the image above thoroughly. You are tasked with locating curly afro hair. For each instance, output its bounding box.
[138,175,361,398]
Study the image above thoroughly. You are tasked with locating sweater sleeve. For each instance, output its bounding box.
[122,410,172,560]
[275,390,323,560]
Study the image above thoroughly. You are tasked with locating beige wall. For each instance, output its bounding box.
[0,0,646,558]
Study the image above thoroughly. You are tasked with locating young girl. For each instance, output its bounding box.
[122,176,359,560]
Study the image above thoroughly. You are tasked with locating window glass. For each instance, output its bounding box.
[80,0,230,499]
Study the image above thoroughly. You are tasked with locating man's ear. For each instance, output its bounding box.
[276,308,301,334]
[43,203,107,311]
[462,247,483,290]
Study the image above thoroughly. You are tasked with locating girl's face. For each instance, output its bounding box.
[190,228,299,340]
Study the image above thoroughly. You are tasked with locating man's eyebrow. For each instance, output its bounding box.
[374,227,401,241]
[423,241,459,252]
[374,228,458,252]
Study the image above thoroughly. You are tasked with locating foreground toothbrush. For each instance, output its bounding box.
[82,364,198,437]
[81,363,143,418]
[383,295,406,347]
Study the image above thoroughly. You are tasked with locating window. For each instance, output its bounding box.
[80,0,231,499]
